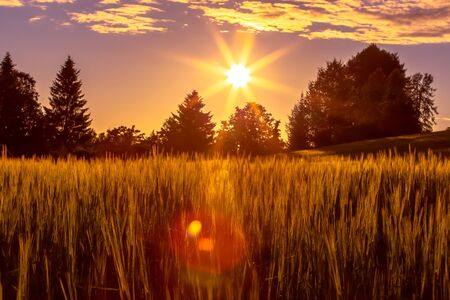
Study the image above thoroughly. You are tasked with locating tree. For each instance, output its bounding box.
[95,126,157,157]
[158,90,215,154]
[286,93,311,150]
[216,102,284,155]
[45,56,95,155]
[287,60,353,149]
[347,44,418,140]
[379,69,421,137]
[407,73,438,133]
[287,44,438,149]
[0,52,44,156]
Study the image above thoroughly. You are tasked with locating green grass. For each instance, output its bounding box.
[0,153,449,299]
[294,130,450,158]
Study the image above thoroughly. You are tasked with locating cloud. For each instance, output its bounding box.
[169,0,226,3]
[185,0,450,44]
[3,0,450,43]
[31,0,73,3]
[0,0,75,7]
[0,0,22,7]
[29,15,45,22]
[70,3,168,34]
[99,0,120,4]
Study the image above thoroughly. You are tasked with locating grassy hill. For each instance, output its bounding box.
[293,130,450,157]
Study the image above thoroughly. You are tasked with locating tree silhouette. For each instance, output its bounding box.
[45,56,95,155]
[287,44,438,150]
[216,102,284,155]
[407,73,438,133]
[379,69,421,137]
[158,90,215,154]
[0,53,44,156]
[287,60,353,148]
[348,45,420,140]
[287,93,311,150]
[95,126,157,157]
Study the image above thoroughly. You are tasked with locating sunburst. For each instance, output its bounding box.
[164,28,296,115]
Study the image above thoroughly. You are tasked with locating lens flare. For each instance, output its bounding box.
[187,220,202,238]
[198,238,215,252]
[170,211,246,275]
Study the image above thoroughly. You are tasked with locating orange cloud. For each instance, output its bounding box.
[99,0,120,4]
[168,0,226,4]
[0,0,22,6]
[0,0,75,7]
[70,3,168,34]
[187,0,450,44]
[4,0,450,43]
[31,0,73,3]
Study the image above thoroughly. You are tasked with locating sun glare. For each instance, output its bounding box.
[168,29,295,113]
[227,64,251,88]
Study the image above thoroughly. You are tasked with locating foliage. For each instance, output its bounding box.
[158,90,215,154]
[216,102,284,155]
[0,153,449,299]
[45,56,95,156]
[287,45,437,150]
[0,53,44,156]
[407,73,438,133]
[286,93,311,150]
[95,126,157,157]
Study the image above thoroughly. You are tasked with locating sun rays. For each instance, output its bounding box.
[165,28,295,114]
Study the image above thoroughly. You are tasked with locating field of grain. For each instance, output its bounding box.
[0,152,449,300]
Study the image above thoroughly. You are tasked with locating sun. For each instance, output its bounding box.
[227,64,251,88]
[166,29,295,113]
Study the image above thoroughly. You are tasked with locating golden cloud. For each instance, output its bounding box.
[99,0,120,4]
[187,0,450,44]
[31,0,74,3]
[70,4,168,34]
[3,0,450,43]
[0,0,75,7]
[0,0,22,6]
[167,0,226,4]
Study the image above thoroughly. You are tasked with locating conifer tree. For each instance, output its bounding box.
[158,90,215,154]
[45,56,94,155]
[0,52,43,156]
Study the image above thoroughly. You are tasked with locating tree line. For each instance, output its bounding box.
[0,45,437,157]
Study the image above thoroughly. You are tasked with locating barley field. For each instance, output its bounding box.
[0,152,449,300]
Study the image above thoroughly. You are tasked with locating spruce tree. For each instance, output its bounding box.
[45,56,94,155]
[0,52,43,156]
[158,90,215,153]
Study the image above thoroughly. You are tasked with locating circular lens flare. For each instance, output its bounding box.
[198,238,215,252]
[170,211,246,275]
[187,220,202,239]
[227,64,251,88]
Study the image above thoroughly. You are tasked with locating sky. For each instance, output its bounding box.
[1,0,449,138]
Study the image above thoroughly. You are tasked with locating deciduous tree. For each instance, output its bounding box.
[287,45,438,150]
[95,126,157,157]
[216,102,284,155]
